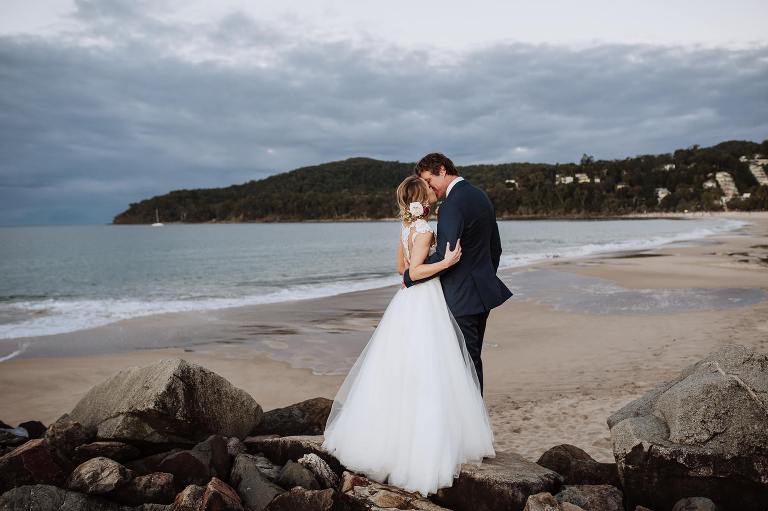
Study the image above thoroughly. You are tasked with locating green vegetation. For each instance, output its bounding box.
[113,139,768,224]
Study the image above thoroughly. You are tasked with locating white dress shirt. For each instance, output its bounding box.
[445,176,464,198]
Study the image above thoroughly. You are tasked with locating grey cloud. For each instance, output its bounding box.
[0,0,766,224]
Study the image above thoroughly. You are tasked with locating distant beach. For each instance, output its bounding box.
[1,211,767,463]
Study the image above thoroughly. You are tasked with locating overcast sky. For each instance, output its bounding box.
[1,0,767,225]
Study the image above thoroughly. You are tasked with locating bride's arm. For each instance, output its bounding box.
[407,232,461,281]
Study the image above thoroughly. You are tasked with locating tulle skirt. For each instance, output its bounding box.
[321,277,496,498]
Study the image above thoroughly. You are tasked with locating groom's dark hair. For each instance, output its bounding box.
[414,153,459,176]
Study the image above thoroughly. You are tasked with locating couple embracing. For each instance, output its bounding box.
[322,152,513,497]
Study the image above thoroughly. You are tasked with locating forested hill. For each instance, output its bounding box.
[112,139,768,224]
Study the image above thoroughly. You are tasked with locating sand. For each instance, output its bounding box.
[1,211,767,463]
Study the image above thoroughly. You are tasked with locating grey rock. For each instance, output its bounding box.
[18,420,47,439]
[252,398,333,436]
[672,497,718,511]
[68,359,263,445]
[298,453,339,489]
[0,484,134,511]
[536,445,620,487]
[277,460,321,490]
[111,472,175,505]
[432,450,563,511]
[524,492,586,511]
[73,441,142,464]
[230,453,286,511]
[193,434,232,480]
[339,471,451,510]
[67,456,134,494]
[608,344,768,511]
[227,437,247,457]
[555,484,623,511]
[157,449,211,489]
[44,415,95,467]
[244,435,343,476]
[263,487,336,511]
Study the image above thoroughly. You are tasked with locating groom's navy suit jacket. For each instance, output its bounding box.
[403,179,513,317]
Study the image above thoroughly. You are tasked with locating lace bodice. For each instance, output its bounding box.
[401,219,435,262]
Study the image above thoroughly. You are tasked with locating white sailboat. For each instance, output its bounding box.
[151,208,164,227]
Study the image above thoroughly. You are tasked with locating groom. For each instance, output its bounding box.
[403,153,513,396]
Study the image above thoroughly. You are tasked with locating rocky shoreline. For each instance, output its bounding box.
[1,344,766,511]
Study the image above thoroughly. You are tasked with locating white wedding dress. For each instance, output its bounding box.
[321,219,496,498]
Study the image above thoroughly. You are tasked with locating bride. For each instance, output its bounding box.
[321,175,496,498]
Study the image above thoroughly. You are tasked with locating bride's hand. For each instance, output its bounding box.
[443,239,462,267]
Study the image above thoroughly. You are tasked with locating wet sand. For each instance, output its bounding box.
[1,211,767,463]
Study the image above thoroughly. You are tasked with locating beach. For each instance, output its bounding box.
[1,211,767,463]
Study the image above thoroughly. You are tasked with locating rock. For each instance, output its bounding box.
[431,451,563,511]
[536,445,620,487]
[244,435,343,476]
[193,434,232,480]
[111,472,175,505]
[298,453,339,489]
[339,471,451,510]
[0,484,135,510]
[252,398,333,436]
[0,428,28,448]
[67,456,134,494]
[18,420,47,439]
[157,449,211,489]
[0,438,70,493]
[607,344,768,511]
[554,485,623,511]
[263,487,336,511]
[524,492,586,511]
[227,437,247,457]
[73,441,142,464]
[200,476,244,511]
[124,448,184,475]
[634,507,655,511]
[245,454,281,482]
[44,415,95,467]
[172,484,206,511]
[137,505,172,511]
[68,359,263,445]
[672,497,718,511]
[229,453,286,511]
[277,460,321,490]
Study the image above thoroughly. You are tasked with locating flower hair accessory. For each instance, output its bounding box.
[403,201,430,223]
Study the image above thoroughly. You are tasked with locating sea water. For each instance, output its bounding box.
[0,217,750,341]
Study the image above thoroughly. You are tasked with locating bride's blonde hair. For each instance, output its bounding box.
[396,176,430,221]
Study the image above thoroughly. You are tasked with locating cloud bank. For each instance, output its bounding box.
[1,0,766,224]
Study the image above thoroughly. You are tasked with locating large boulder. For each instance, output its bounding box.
[251,398,333,436]
[432,451,563,511]
[608,344,768,511]
[68,359,263,445]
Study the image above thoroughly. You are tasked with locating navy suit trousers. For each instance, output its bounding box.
[454,310,491,397]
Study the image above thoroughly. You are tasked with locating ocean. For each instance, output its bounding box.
[0,217,749,342]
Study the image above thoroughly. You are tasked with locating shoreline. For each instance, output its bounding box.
[1,212,767,463]
[0,213,750,345]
